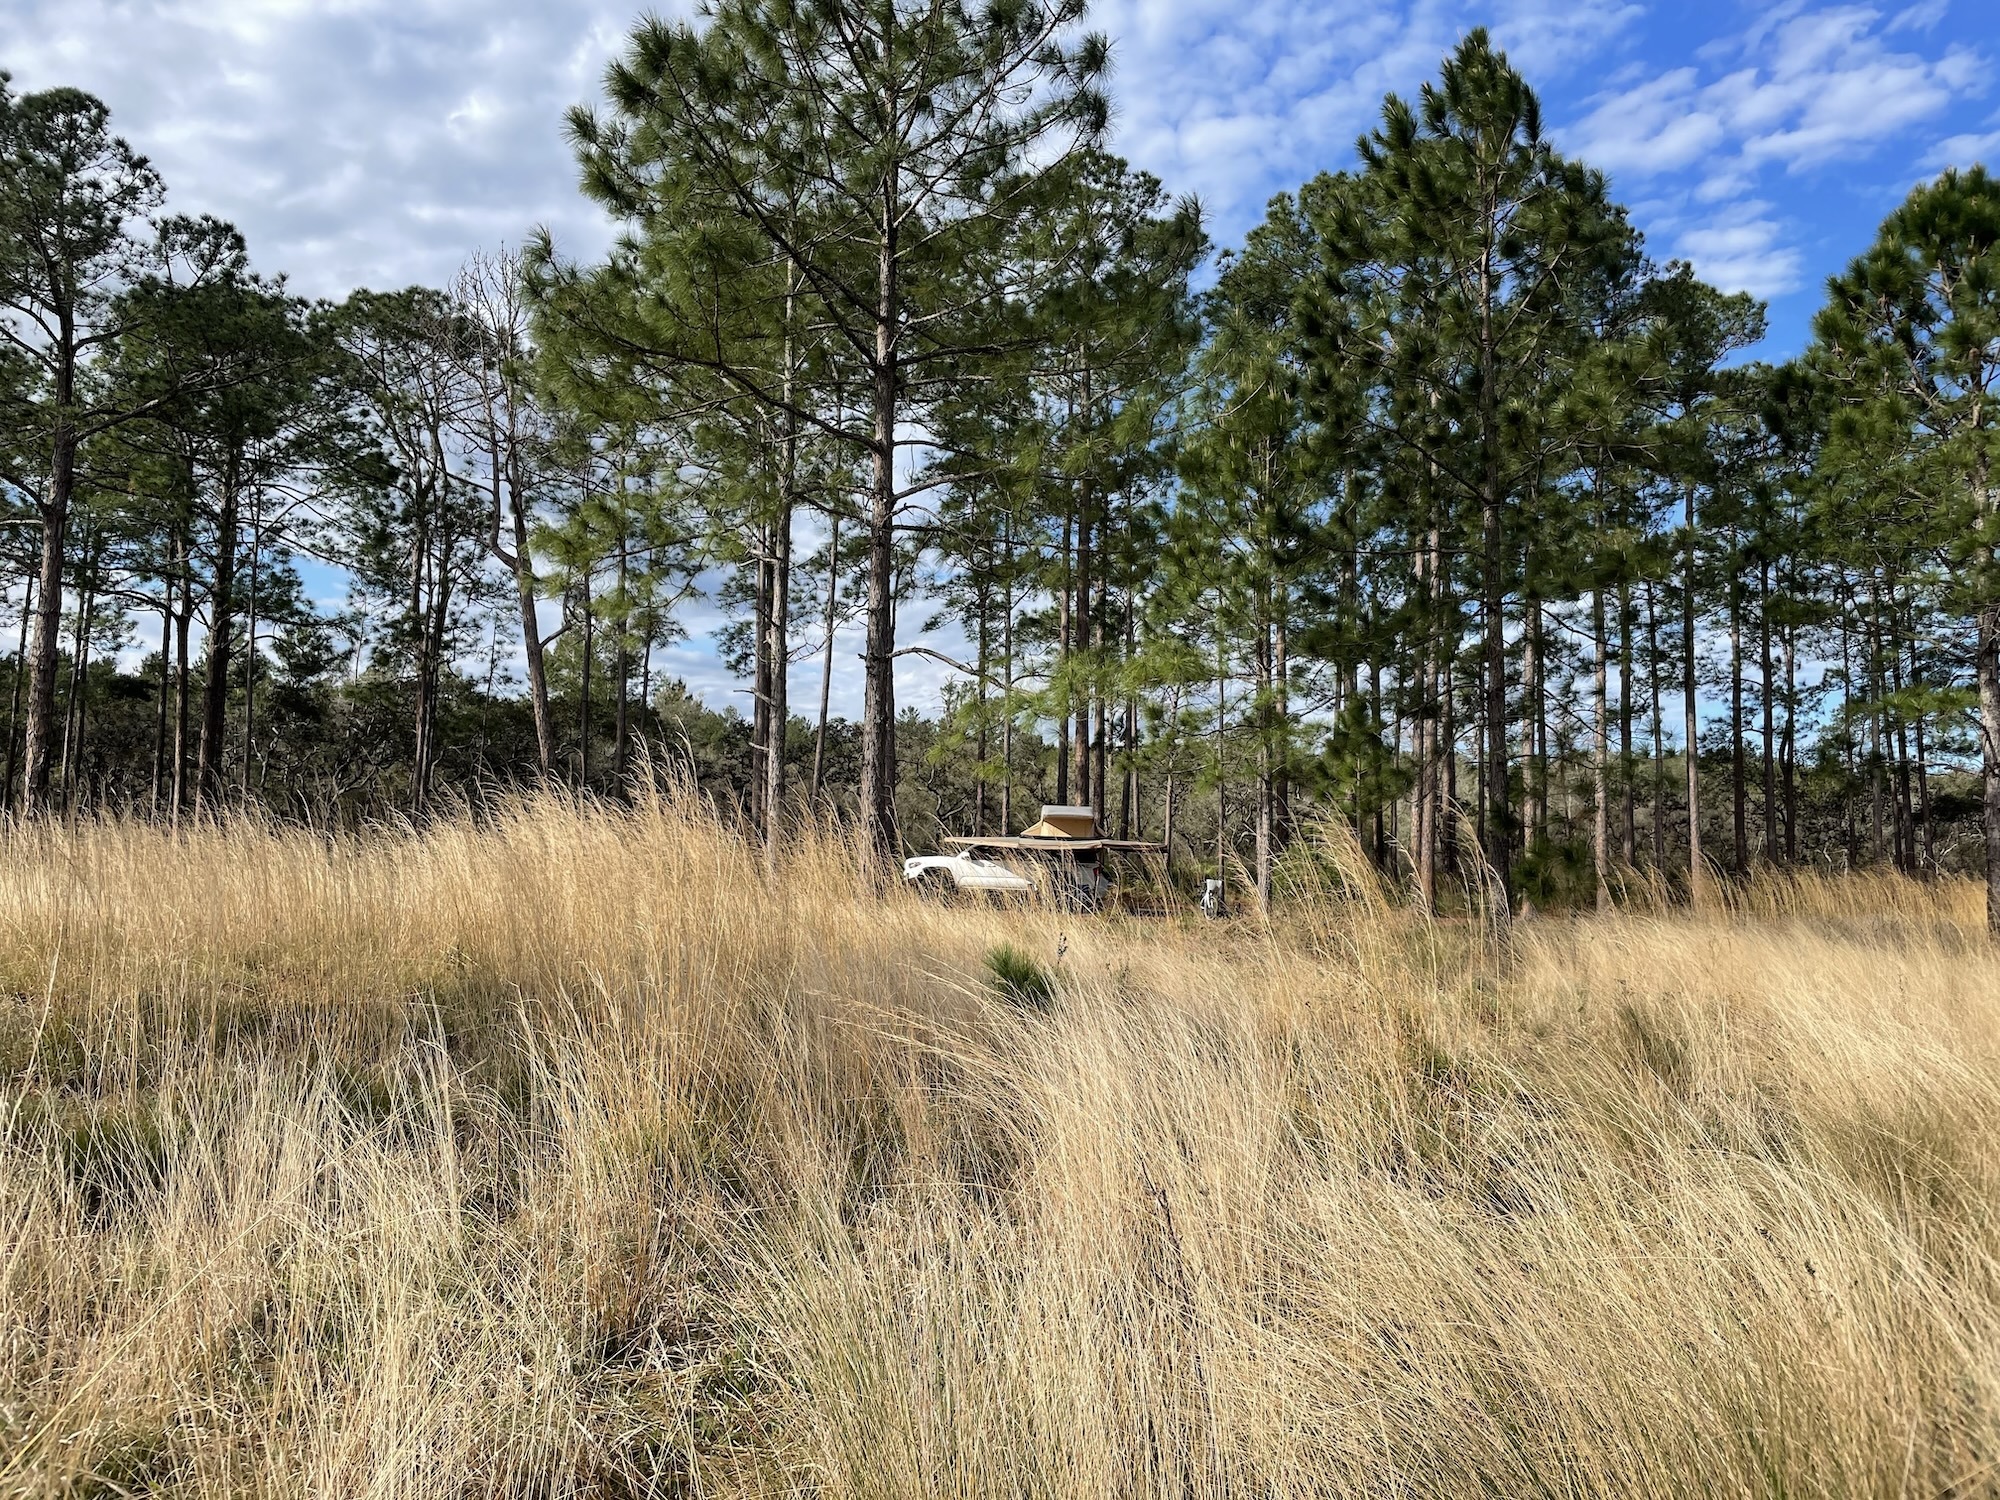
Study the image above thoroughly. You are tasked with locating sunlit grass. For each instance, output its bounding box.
[0,790,1996,1496]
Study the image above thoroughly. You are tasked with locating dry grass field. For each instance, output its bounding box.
[2,791,1998,1497]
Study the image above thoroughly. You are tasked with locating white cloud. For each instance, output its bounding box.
[1570,4,1979,184]
[1673,205,1807,298]
[1563,2,1981,315]
[1886,0,1951,34]
[0,0,650,297]
[1567,68,1726,175]
[1093,0,1643,245]
[1928,128,2000,168]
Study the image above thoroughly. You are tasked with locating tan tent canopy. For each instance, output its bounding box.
[1018,804,1098,839]
[945,806,1163,854]
[943,836,1165,853]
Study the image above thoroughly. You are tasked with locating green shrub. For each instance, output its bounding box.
[984,943,1055,1012]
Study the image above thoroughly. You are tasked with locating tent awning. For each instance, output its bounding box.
[942,836,1165,854]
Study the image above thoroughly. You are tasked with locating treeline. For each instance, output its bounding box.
[1,11,1997,925]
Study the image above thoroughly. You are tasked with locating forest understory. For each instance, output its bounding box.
[1,792,1997,1497]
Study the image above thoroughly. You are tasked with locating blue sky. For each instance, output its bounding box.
[2,0,1996,712]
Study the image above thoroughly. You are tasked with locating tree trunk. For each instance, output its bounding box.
[974,579,989,837]
[4,572,32,814]
[1273,593,1290,856]
[1071,393,1094,811]
[196,446,243,814]
[58,558,93,812]
[1682,487,1704,907]
[764,277,798,863]
[1215,610,1227,904]
[1254,575,1273,907]
[1477,226,1511,909]
[20,332,76,815]
[1056,504,1072,807]
[1416,522,1442,912]
[1783,620,1798,863]
[1981,594,2000,936]
[1729,542,1747,877]
[1619,579,1636,865]
[812,514,839,804]
[1593,586,1611,912]
[508,447,556,777]
[858,183,902,863]
[578,570,593,790]
[1913,631,1933,872]
[1759,559,1776,864]
[1000,515,1014,833]
[750,518,770,831]
[242,514,259,798]
[1647,579,1666,874]
[171,532,193,826]
[616,530,632,794]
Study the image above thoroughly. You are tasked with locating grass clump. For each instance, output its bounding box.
[984,941,1056,1011]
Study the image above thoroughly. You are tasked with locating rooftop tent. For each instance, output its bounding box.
[1019,804,1097,839]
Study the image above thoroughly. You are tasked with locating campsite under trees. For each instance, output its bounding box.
[2,13,1999,929]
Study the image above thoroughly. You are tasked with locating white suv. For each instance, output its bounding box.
[903,844,1109,908]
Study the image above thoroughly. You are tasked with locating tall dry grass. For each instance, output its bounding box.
[1,790,1998,1497]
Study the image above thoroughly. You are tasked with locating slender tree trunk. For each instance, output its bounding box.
[1889,596,1914,874]
[1413,543,1435,914]
[1868,598,1886,865]
[242,515,260,798]
[578,570,593,791]
[616,531,632,794]
[59,560,94,812]
[764,286,798,860]
[1783,620,1798,863]
[1410,544,1431,911]
[56,572,84,799]
[1000,516,1014,833]
[1056,504,1072,807]
[1529,596,1548,856]
[1759,560,1776,864]
[751,519,771,831]
[812,514,839,804]
[1273,591,1290,855]
[1913,631,1933,872]
[21,335,77,815]
[4,572,32,814]
[500,440,556,777]
[975,576,990,837]
[1981,593,2000,937]
[1647,579,1666,874]
[1593,586,1611,912]
[1477,228,1510,908]
[1370,656,1387,872]
[1071,390,1094,811]
[1682,487,1704,907]
[195,451,242,812]
[1841,617,1858,867]
[1619,579,1636,865]
[171,532,193,825]
[1215,608,1227,905]
[1092,560,1109,824]
[1729,542,1747,877]
[858,183,902,862]
[1254,587,1273,908]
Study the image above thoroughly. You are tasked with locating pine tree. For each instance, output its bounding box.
[1304,32,1639,907]
[530,0,1109,862]
[1815,166,2000,934]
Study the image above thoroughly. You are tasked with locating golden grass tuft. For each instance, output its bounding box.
[2,790,1999,1496]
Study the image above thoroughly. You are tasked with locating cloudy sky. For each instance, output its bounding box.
[3,0,1995,709]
